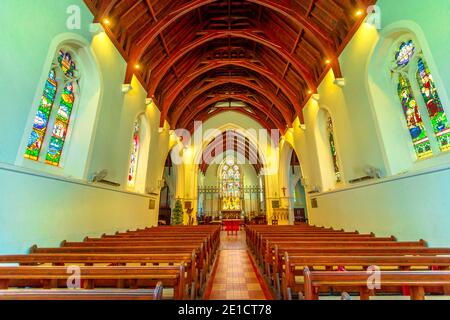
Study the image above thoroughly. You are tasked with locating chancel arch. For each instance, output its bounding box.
[197,150,266,223]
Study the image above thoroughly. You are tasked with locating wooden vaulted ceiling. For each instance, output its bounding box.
[199,130,263,174]
[84,0,375,132]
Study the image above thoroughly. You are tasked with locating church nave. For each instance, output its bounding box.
[204,231,272,301]
[1,0,450,309]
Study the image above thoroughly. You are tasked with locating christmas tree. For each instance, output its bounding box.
[171,199,183,225]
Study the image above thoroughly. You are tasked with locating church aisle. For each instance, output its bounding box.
[204,231,272,300]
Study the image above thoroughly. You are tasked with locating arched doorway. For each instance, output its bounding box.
[291,152,308,223]
[158,155,173,225]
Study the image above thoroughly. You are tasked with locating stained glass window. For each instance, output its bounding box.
[397,74,432,158]
[24,48,78,166]
[58,50,76,77]
[392,39,450,158]
[127,120,140,187]
[327,117,341,182]
[45,82,76,166]
[222,159,241,210]
[25,69,58,160]
[395,40,415,67]
[416,58,450,151]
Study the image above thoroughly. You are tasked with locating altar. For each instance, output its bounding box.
[221,210,242,220]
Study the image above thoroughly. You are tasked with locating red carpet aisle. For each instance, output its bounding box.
[204,231,273,300]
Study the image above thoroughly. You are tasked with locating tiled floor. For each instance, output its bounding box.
[204,231,272,300]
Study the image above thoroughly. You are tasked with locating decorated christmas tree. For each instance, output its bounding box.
[171,199,183,225]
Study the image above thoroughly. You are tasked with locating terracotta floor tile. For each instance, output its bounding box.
[204,231,270,301]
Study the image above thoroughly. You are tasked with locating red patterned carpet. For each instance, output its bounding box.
[204,231,273,300]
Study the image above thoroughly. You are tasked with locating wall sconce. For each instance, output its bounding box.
[122,84,132,93]
[158,127,165,133]
[89,23,104,35]
[311,94,320,102]
[145,98,153,106]
[334,78,346,88]
[299,124,306,130]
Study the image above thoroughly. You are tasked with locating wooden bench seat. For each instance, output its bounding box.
[0,265,185,299]
[0,226,220,300]
[303,267,450,300]
[29,245,209,298]
[0,285,163,300]
[258,241,427,274]
[252,234,394,256]
[283,255,450,300]
[0,252,198,299]
[267,246,450,294]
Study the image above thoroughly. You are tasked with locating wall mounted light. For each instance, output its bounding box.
[145,98,153,106]
[89,23,104,35]
[121,84,132,93]
[333,78,346,87]
[311,94,320,102]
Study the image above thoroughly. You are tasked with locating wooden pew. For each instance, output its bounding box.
[259,240,427,276]
[254,234,392,258]
[0,284,163,300]
[268,246,450,296]
[283,255,450,300]
[29,245,209,298]
[0,252,198,299]
[303,267,450,300]
[0,226,220,300]
[98,232,219,261]
[0,265,185,299]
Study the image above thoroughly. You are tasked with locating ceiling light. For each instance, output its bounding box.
[356,10,363,17]
[103,18,111,26]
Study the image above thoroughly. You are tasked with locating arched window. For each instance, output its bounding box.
[416,58,450,151]
[24,49,79,166]
[221,158,241,210]
[327,116,341,183]
[127,119,141,188]
[396,73,431,157]
[391,39,450,158]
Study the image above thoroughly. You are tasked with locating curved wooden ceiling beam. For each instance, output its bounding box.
[190,108,274,133]
[247,0,335,49]
[95,0,120,22]
[148,30,315,98]
[199,130,263,174]
[177,94,286,133]
[125,0,335,83]
[162,59,302,119]
[168,78,292,128]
